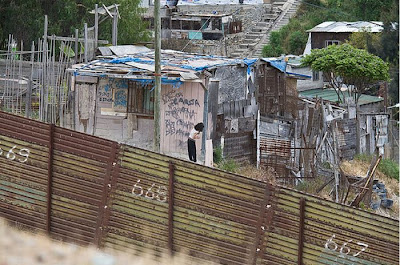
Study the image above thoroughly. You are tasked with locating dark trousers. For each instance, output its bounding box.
[187,138,196,162]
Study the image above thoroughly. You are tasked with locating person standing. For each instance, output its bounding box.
[188,122,204,162]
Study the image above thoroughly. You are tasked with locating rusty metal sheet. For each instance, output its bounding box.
[103,145,170,253]
[258,186,399,265]
[50,126,115,245]
[0,134,48,231]
[0,111,398,265]
[260,137,293,179]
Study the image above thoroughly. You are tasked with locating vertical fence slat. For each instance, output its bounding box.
[46,123,55,233]
[250,182,270,265]
[297,197,306,265]
[94,142,118,247]
[168,161,175,254]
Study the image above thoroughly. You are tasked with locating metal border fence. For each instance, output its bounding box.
[0,111,398,265]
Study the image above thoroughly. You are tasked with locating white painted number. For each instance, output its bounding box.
[6,145,16,160]
[339,239,352,255]
[18,148,30,163]
[155,185,167,203]
[325,235,338,251]
[132,180,143,196]
[324,235,368,258]
[353,242,368,257]
[131,179,167,203]
[0,143,30,163]
[145,184,155,199]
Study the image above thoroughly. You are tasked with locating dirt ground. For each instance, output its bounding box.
[0,220,209,265]
[341,160,399,219]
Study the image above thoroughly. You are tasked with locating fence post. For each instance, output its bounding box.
[46,124,55,234]
[94,142,119,247]
[249,182,271,265]
[297,197,306,265]
[168,161,175,255]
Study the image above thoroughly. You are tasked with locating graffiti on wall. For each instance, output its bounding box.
[97,78,128,108]
[162,90,201,142]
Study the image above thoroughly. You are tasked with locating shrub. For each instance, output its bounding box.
[288,30,308,55]
[213,146,223,164]
[218,159,240,173]
[262,44,283,57]
[378,159,399,181]
[354,153,399,180]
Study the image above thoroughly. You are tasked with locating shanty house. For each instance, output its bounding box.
[65,45,259,161]
[304,21,384,51]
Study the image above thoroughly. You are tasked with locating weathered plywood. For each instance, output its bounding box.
[160,83,204,157]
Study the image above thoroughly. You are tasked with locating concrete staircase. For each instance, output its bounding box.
[230,0,301,58]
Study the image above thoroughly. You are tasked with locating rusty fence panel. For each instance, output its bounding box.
[0,111,49,232]
[103,145,267,265]
[258,186,399,265]
[50,126,116,245]
[0,111,398,265]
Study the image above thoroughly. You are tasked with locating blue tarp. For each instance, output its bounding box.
[107,56,258,72]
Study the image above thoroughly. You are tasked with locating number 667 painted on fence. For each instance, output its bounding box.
[325,235,368,257]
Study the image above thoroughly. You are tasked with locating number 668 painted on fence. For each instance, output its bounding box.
[131,179,167,203]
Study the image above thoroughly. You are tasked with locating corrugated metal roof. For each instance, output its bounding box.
[300,88,383,105]
[307,21,384,33]
[71,47,258,84]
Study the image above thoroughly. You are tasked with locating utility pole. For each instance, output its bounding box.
[94,4,99,49]
[154,0,161,152]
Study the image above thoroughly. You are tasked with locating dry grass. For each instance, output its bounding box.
[0,219,211,265]
[341,160,399,219]
[238,164,277,184]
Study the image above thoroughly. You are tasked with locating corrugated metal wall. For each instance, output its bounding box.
[0,111,398,265]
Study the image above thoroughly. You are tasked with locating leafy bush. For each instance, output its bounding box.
[213,146,223,164]
[378,159,399,181]
[354,154,399,181]
[288,30,308,55]
[262,44,283,57]
[218,159,240,173]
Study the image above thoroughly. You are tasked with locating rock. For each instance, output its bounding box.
[376,183,385,189]
[370,200,381,210]
[381,199,393,208]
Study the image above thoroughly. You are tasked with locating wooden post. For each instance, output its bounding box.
[43,15,48,122]
[26,41,35,118]
[356,104,361,154]
[153,0,161,152]
[94,4,99,49]
[201,81,209,163]
[74,29,79,63]
[112,8,118,46]
[84,23,88,63]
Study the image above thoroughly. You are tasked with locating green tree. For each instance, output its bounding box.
[262,44,283,57]
[288,31,307,55]
[302,44,390,104]
[0,0,149,48]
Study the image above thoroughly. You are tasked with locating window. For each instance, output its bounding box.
[127,81,154,115]
[325,40,340,47]
[312,71,319,81]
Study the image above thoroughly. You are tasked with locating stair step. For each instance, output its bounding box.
[243,38,260,43]
[239,43,257,49]
[252,27,267,33]
[255,22,269,27]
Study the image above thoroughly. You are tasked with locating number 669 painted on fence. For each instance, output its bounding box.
[0,144,30,163]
